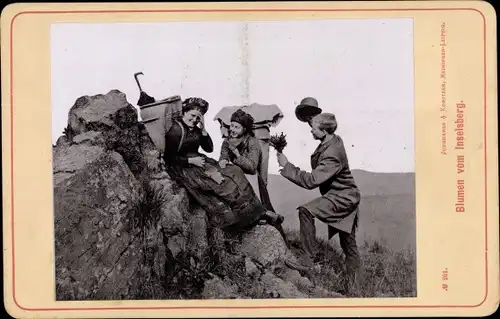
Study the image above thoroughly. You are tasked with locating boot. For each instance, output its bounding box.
[343,269,361,297]
[284,253,314,272]
[262,211,284,227]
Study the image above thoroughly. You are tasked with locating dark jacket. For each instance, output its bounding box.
[219,135,261,175]
[280,134,360,211]
[164,121,214,168]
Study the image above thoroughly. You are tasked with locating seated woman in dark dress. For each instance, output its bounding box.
[163,97,282,233]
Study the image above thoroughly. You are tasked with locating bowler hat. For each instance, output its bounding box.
[295,97,322,122]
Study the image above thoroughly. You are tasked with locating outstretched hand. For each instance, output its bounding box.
[277,152,289,167]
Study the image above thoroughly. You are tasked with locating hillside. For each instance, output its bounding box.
[260,170,416,253]
[54,90,416,300]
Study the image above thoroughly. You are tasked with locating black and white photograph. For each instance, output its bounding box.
[52,18,416,300]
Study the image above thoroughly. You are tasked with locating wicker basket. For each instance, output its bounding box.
[139,95,182,154]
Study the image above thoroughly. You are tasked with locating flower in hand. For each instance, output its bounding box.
[277,152,289,167]
[270,132,288,154]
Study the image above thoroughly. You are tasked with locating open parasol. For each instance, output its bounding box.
[213,103,284,139]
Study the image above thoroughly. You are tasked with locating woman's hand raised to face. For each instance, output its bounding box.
[189,156,206,168]
[198,115,207,136]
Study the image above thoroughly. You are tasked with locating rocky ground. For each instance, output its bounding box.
[53,90,359,300]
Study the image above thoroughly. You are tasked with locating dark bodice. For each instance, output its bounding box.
[163,120,214,167]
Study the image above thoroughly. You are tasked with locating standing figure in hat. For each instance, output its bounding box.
[276,97,362,296]
[219,109,285,227]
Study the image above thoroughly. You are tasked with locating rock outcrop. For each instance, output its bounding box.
[54,90,188,300]
[53,89,343,300]
[235,224,297,267]
[54,150,142,300]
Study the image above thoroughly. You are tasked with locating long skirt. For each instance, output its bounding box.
[169,156,267,231]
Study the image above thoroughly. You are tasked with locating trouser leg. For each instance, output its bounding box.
[257,139,269,185]
[339,228,361,294]
[329,224,360,274]
[298,207,316,264]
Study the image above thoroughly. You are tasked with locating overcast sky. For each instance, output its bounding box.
[51,18,414,174]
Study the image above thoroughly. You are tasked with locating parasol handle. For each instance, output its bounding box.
[134,72,144,92]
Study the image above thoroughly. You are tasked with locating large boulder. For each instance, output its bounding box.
[147,174,210,263]
[258,271,307,298]
[235,225,297,267]
[53,90,211,300]
[54,150,142,300]
[53,144,106,186]
[186,206,209,262]
[65,90,153,177]
[201,276,240,299]
[72,131,107,146]
[275,267,314,291]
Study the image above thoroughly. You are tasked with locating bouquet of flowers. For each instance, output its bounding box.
[269,132,288,154]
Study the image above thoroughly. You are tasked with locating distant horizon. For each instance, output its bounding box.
[268,169,416,176]
[53,126,414,175]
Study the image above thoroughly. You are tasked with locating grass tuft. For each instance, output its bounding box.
[284,228,417,297]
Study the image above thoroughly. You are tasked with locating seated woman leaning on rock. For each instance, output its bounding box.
[218,109,260,174]
[163,97,284,237]
[219,109,284,226]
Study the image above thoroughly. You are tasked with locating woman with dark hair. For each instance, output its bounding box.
[163,97,282,234]
[219,109,284,224]
[219,109,260,173]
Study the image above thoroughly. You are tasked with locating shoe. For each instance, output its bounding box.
[284,258,313,272]
[263,211,284,227]
[276,214,284,225]
[343,272,361,297]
